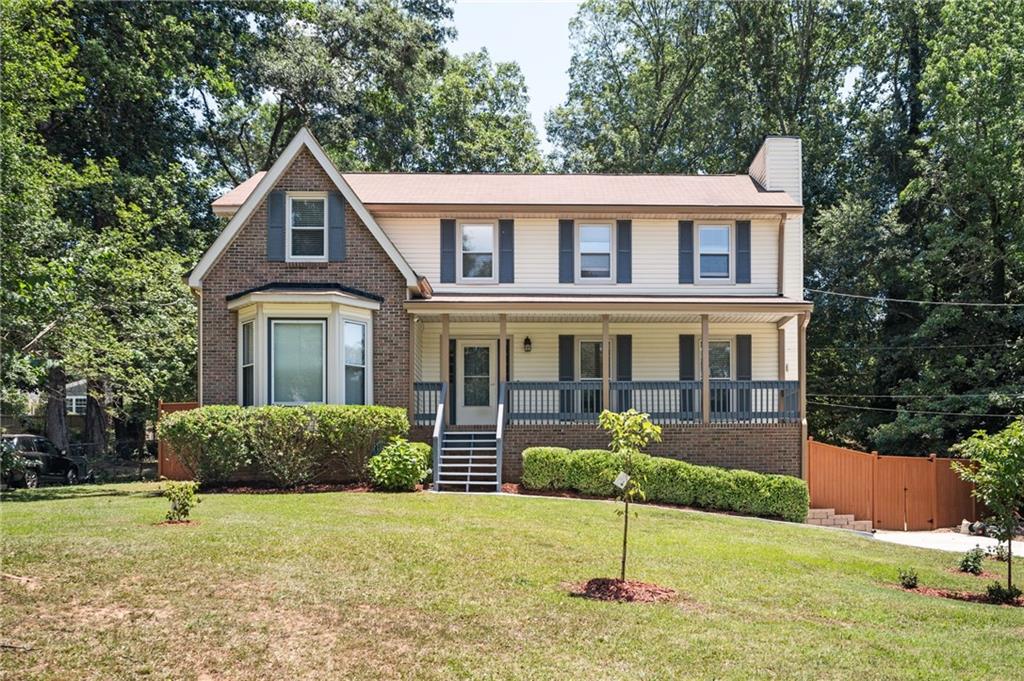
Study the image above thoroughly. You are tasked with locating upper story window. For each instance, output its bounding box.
[287,194,327,261]
[458,222,496,282]
[66,396,87,415]
[577,223,613,281]
[698,224,731,280]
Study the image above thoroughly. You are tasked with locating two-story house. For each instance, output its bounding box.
[189,128,811,490]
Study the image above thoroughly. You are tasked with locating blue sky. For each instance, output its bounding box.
[450,0,583,152]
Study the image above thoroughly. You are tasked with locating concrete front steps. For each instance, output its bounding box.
[807,508,873,532]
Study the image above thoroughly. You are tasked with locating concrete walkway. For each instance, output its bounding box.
[873,529,1010,554]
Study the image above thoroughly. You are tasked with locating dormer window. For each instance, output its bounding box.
[698,224,731,280]
[576,223,613,281]
[287,194,327,261]
[458,222,496,282]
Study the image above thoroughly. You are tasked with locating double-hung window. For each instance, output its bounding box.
[343,320,367,405]
[287,195,327,260]
[698,225,731,280]
[577,223,612,281]
[458,223,495,282]
[270,319,326,404]
[240,320,255,406]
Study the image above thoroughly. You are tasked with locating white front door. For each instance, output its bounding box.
[457,340,498,425]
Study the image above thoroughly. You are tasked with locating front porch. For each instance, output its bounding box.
[405,296,812,490]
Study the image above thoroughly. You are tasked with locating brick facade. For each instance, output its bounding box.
[200,148,410,408]
[499,423,802,481]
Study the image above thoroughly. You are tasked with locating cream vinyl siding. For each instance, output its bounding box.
[418,321,780,382]
[782,214,803,299]
[379,218,782,295]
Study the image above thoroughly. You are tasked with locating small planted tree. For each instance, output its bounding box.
[598,409,662,581]
[953,417,1024,597]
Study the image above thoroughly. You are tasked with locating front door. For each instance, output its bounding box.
[457,340,498,425]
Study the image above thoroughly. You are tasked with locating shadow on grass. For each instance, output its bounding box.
[0,485,162,503]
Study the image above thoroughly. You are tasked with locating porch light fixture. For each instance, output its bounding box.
[523,336,532,353]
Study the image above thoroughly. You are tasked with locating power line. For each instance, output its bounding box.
[807,288,1024,308]
[811,342,1016,351]
[809,393,1024,399]
[808,400,1019,418]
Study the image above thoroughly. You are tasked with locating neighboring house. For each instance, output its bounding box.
[190,128,811,489]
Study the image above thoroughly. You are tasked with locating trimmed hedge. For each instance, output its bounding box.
[157,405,409,486]
[521,448,808,522]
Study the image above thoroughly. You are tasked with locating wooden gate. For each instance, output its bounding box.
[157,400,198,481]
[808,439,978,531]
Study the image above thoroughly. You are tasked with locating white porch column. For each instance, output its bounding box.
[601,314,610,411]
[700,314,710,423]
[440,313,450,426]
[799,311,810,479]
[498,313,507,386]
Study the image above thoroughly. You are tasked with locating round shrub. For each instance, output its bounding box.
[520,447,571,489]
[368,438,428,491]
[156,406,251,484]
[409,441,433,482]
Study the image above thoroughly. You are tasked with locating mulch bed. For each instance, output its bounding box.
[569,578,677,603]
[154,519,199,526]
[945,567,1001,580]
[902,585,1023,607]
[205,482,376,494]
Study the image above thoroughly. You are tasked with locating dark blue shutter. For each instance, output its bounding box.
[616,335,632,410]
[499,219,515,283]
[440,219,456,283]
[558,219,574,283]
[558,335,574,417]
[736,334,752,416]
[267,191,285,261]
[736,220,751,284]
[616,220,632,283]
[679,334,696,420]
[328,192,346,262]
[678,220,694,283]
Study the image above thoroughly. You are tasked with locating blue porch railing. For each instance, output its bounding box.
[505,380,800,425]
[413,382,444,426]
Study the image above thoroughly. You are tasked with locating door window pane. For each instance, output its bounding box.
[271,321,325,404]
[578,225,611,278]
[579,341,603,379]
[709,341,731,379]
[463,346,490,407]
[699,225,730,278]
[344,321,366,405]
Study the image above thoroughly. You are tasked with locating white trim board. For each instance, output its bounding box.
[188,127,420,291]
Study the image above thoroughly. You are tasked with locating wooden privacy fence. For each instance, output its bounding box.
[157,400,198,481]
[807,438,978,531]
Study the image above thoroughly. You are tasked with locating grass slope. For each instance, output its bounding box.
[2,483,1021,680]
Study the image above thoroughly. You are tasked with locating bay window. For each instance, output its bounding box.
[240,320,255,406]
[344,320,367,405]
[270,319,326,404]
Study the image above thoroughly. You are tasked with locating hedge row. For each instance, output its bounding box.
[521,447,808,522]
[157,405,409,487]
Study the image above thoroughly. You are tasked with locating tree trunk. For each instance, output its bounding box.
[113,413,146,458]
[44,364,69,450]
[84,379,109,456]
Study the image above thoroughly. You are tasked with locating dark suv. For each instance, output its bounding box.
[1,435,94,487]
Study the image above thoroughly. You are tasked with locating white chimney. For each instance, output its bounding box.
[747,136,802,206]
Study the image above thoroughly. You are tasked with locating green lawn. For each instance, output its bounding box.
[2,484,1021,680]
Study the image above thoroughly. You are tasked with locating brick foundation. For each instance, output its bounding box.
[201,148,410,409]
[500,423,802,481]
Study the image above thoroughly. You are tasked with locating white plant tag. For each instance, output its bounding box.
[613,472,630,490]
